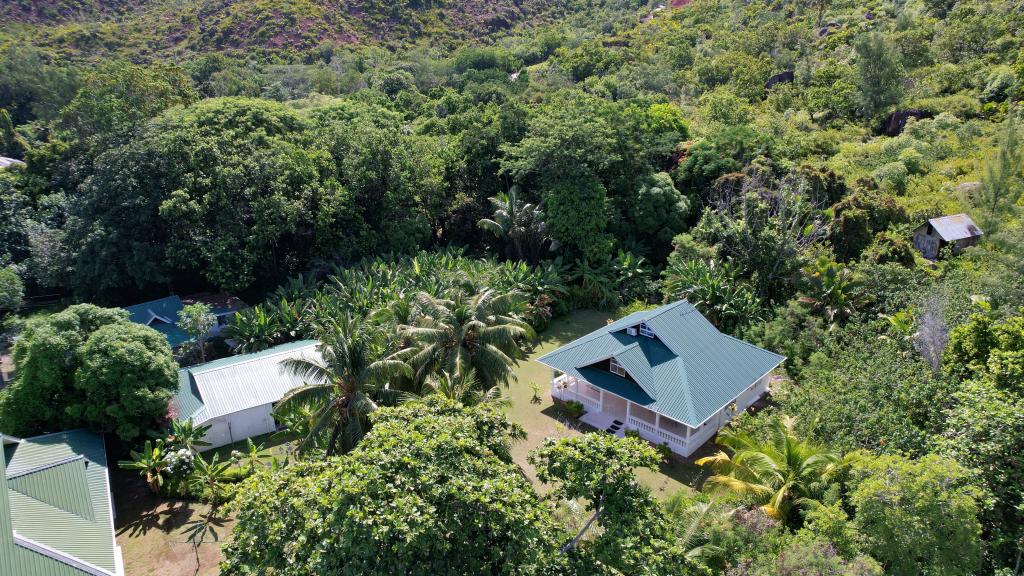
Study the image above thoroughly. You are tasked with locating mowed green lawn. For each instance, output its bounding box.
[506,309,707,500]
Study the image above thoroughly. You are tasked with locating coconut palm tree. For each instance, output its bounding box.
[398,289,533,389]
[695,416,852,526]
[278,313,411,456]
[403,368,510,408]
[478,185,558,262]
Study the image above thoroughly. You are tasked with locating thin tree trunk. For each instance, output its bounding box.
[561,494,604,554]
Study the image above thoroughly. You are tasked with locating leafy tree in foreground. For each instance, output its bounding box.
[847,453,983,576]
[938,378,1024,567]
[278,314,410,455]
[69,322,179,440]
[222,400,562,575]
[0,304,176,441]
[529,434,696,575]
[696,416,850,526]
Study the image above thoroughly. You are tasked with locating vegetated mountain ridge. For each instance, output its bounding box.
[0,0,576,57]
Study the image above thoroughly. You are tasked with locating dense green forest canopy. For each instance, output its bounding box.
[2,0,1024,573]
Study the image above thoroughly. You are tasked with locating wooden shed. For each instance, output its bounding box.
[912,213,983,260]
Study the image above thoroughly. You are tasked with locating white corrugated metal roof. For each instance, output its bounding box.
[190,342,321,421]
[0,157,25,169]
[0,154,24,168]
[927,213,983,241]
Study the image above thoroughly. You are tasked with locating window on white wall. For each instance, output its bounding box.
[609,358,627,378]
[638,322,654,338]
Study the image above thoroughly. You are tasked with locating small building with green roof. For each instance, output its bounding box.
[1,429,124,576]
[123,294,247,348]
[538,300,785,457]
[172,340,321,449]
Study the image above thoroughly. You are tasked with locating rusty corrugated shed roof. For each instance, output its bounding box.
[927,213,983,241]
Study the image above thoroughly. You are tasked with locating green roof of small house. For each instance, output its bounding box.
[537,301,785,427]
[1,429,121,576]
[172,340,320,424]
[123,295,188,347]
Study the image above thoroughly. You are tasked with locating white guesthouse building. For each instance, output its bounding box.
[171,340,321,449]
[538,301,785,457]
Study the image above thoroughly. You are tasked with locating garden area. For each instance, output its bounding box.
[109,309,705,575]
[113,431,293,575]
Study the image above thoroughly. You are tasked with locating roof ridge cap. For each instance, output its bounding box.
[6,454,83,480]
[190,341,318,374]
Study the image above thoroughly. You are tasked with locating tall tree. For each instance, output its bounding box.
[398,289,533,389]
[964,112,1021,235]
[853,33,903,119]
[847,453,983,576]
[223,401,563,575]
[0,304,176,441]
[278,314,410,455]
[178,302,216,362]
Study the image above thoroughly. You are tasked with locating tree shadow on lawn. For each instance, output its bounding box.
[113,469,224,539]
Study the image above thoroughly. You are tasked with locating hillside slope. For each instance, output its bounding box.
[0,0,575,58]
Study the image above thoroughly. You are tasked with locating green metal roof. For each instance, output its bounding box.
[123,295,189,347]
[172,340,320,424]
[537,301,785,427]
[1,429,121,576]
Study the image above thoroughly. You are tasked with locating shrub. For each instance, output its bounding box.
[862,231,916,267]
[563,400,585,419]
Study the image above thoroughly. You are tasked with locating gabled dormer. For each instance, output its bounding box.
[625,321,657,340]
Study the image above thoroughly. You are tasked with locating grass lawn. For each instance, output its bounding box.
[206,430,294,464]
[506,309,709,500]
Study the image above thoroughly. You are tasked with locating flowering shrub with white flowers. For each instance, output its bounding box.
[164,447,195,476]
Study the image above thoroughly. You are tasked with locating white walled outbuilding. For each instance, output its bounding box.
[171,340,321,450]
[201,404,279,449]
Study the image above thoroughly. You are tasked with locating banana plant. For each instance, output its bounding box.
[119,439,168,494]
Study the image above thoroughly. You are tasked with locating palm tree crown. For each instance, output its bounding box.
[695,416,852,525]
[398,288,533,389]
[278,313,410,456]
[477,186,557,262]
